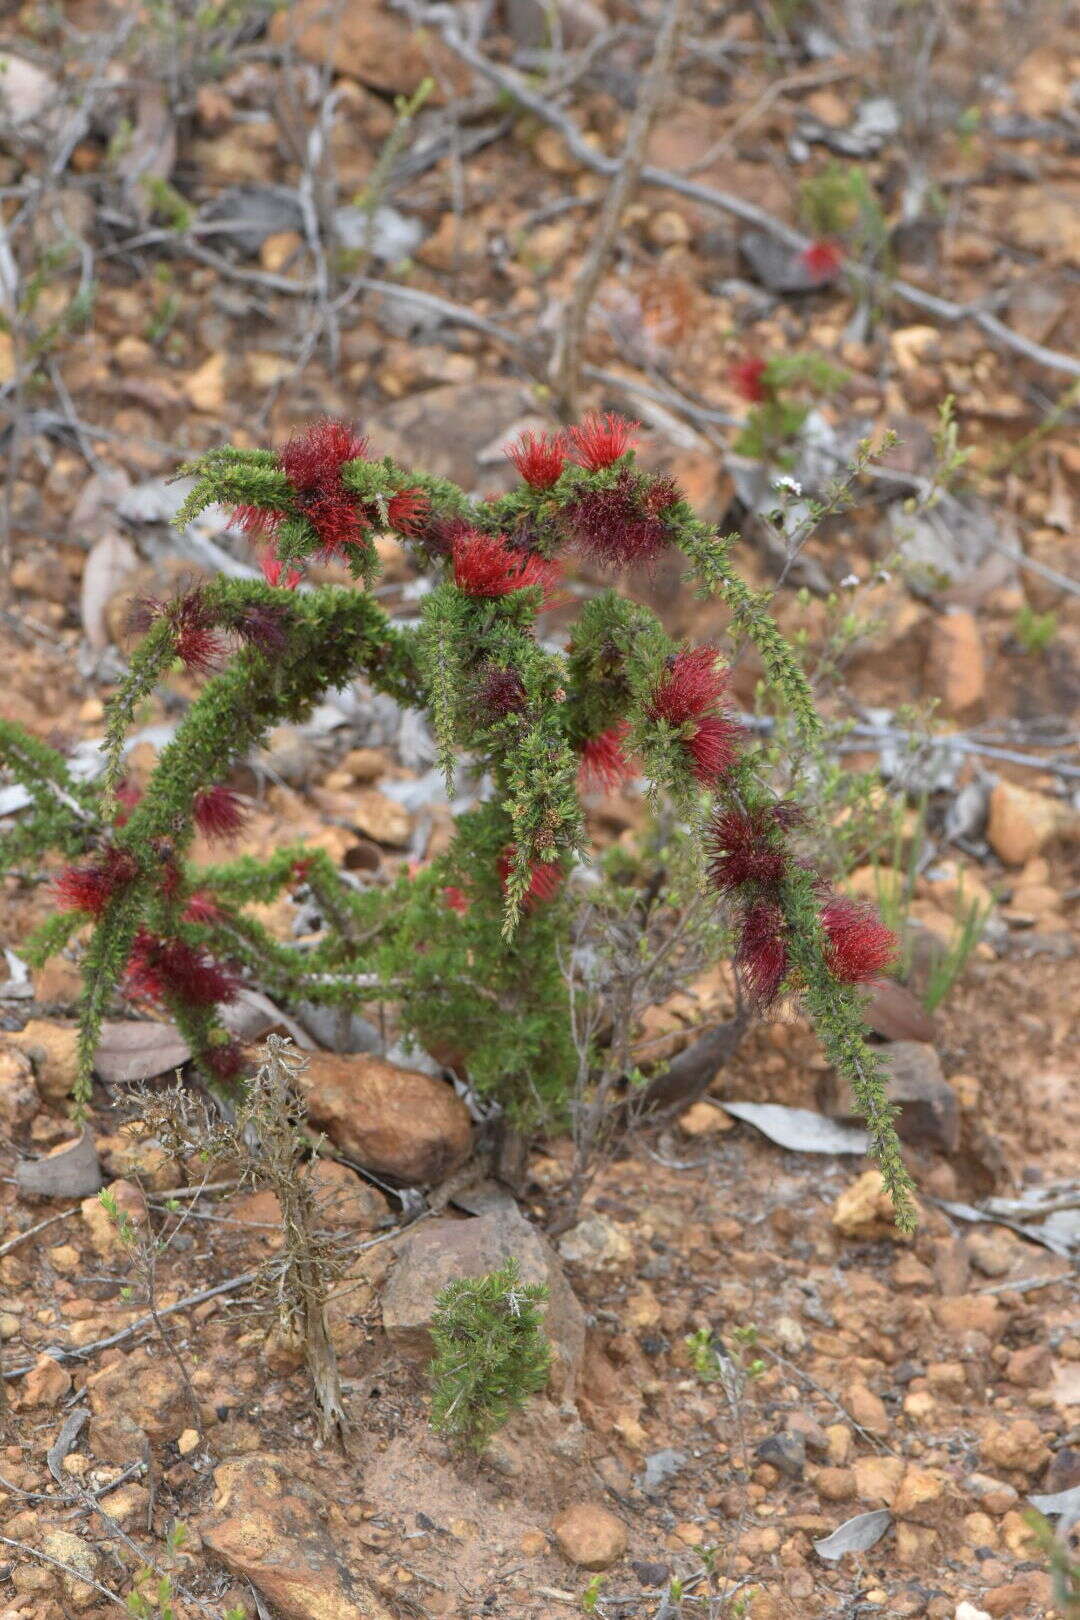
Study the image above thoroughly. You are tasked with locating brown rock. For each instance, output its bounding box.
[10,1020,79,1102]
[823,1041,958,1154]
[417,212,487,271]
[893,1465,960,1525]
[551,1502,628,1570]
[932,1295,1004,1343]
[845,1383,889,1436]
[96,1130,181,1191]
[981,1419,1050,1478]
[986,780,1073,866]
[18,1352,72,1407]
[1005,1343,1052,1388]
[382,1206,585,1396]
[926,608,985,716]
[853,1455,905,1506]
[350,787,410,847]
[893,1521,940,1568]
[964,1472,1019,1515]
[80,1178,147,1257]
[269,0,467,99]
[85,1348,190,1463]
[678,1100,735,1136]
[298,1054,471,1184]
[302,1158,389,1230]
[0,1042,40,1127]
[40,1529,98,1609]
[832,1169,914,1242]
[202,1453,393,1618]
[815,1467,856,1501]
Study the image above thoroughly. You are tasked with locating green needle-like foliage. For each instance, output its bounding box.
[428,1258,551,1448]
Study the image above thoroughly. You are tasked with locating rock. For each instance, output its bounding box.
[926,609,985,717]
[184,352,226,412]
[39,1529,98,1609]
[350,787,411,847]
[755,1431,805,1479]
[845,1384,889,1436]
[504,0,606,48]
[558,1214,635,1271]
[298,1054,471,1184]
[551,1502,628,1570]
[0,1043,39,1127]
[373,382,538,484]
[966,1230,1015,1278]
[96,1130,182,1191]
[786,1411,829,1459]
[770,1314,807,1355]
[1044,1446,1080,1494]
[853,1455,905,1505]
[677,1099,735,1136]
[202,1453,394,1619]
[80,1178,147,1257]
[980,1418,1050,1477]
[815,1466,856,1501]
[955,1605,992,1620]
[269,0,467,99]
[823,1041,959,1154]
[986,780,1073,866]
[18,1352,72,1408]
[302,1157,389,1230]
[832,1169,914,1242]
[963,1473,1019,1515]
[893,1465,959,1526]
[932,1295,1004,1344]
[1004,1343,1052,1388]
[85,1348,189,1463]
[10,1020,79,1102]
[639,1449,687,1496]
[381,1206,585,1397]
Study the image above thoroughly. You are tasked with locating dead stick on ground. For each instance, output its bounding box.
[0,1535,134,1614]
[550,0,687,416]
[437,23,1080,382]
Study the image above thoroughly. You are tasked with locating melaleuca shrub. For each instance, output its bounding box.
[0,411,914,1226]
[428,1259,551,1449]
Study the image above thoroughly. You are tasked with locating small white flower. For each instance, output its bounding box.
[875,568,892,583]
[773,475,802,497]
[840,572,860,588]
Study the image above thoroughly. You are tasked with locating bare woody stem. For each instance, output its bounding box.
[550,0,687,416]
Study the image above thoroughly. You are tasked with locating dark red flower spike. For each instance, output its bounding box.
[55,847,138,918]
[684,715,742,784]
[258,550,302,591]
[442,886,470,916]
[183,890,222,926]
[506,429,567,489]
[567,412,639,471]
[731,355,768,403]
[563,470,677,570]
[125,931,238,1008]
[193,785,248,843]
[498,847,565,909]
[737,900,790,1007]
[386,488,429,536]
[649,646,728,727]
[203,1038,246,1082]
[708,806,789,892]
[476,663,528,721]
[801,240,843,283]
[579,722,635,793]
[820,895,896,984]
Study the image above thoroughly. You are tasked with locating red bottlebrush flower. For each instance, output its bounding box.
[731,354,768,403]
[708,805,789,892]
[112,780,142,828]
[476,662,528,721]
[685,715,741,783]
[451,529,561,607]
[193,785,248,843]
[801,239,843,282]
[203,1038,246,1083]
[55,847,138,917]
[126,931,237,1008]
[158,588,225,675]
[258,550,302,591]
[304,491,365,559]
[506,429,567,489]
[498,847,565,909]
[183,890,222,926]
[386,487,429,536]
[820,895,896,984]
[579,722,635,793]
[737,900,790,1007]
[649,646,728,727]
[442,885,470,916]
[290,856,313,885]
[562,469,677,570]
[279,418,368,491]
[232,503,280,541]
[566,411,639,471]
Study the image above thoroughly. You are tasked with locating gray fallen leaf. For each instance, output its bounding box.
[0,948,32,1001]
[221,988,315,1049]
[94,1020,192,1085]
[639,1449,687,1497]
[16,1132,102,1200]
[0,53,58,129]
[80,533,139,651]
[1028,1484,1080,1534]
[813,1508,892,1561]
[721,1101,870,1156]
[333,204,424,263]
[201,185,304,256]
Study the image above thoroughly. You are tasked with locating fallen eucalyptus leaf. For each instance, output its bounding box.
[721,1101,869,1156]
[16,1132,102,1200]
[94,1020,191,1084]
[813,1508,892,1561]
[80,533,139,651]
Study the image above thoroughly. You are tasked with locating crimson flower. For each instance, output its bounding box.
[579,722,635,793]
[258,550,302,590]
[55,847,138,918]
[567,411,639,471]
[203,1039,246,1082]
[193,785,248,843]
[135,587,225,675]
[820,895,896,984]
[708,806,790,891]
[801,240,843,282]
[232,602,289,653]
[386,487,429,536]
[506,429,567,489]
[112,780,143,828]
[451,529,561,607]
[442,886,470,916]
[498,847,565,909]
[562,470,678,570]
[476,662,528,721]
[648,647,741,785]
[731,355,768,403]
[125,930,237,1008]
[737,900,790,1007]
[183,890,222,925]
[236,417,369,563]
